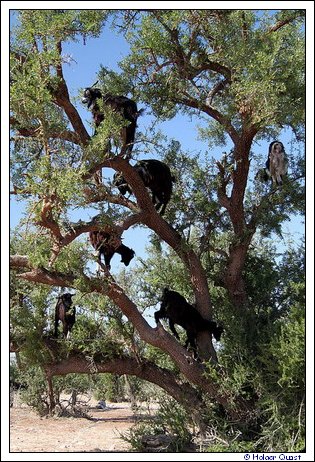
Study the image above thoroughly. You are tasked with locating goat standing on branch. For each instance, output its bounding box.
[155,288,223,358]
[113,159,176,215]
[82,85,143,159]
[89,230,135,272]
[54,293,76,338]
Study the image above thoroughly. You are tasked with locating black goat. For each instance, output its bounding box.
[113,159,176,215]
[54,293,76,338]
[155,288,223,356]
[264,141,288,186]
[82,87,143,158]
[89,231,135,271]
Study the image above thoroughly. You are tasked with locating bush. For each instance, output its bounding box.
[122,396,193,452]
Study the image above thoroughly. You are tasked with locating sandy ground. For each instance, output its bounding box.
[10,398,144,453]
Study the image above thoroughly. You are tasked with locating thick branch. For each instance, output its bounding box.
[10,255,32,270]
[224,239,253,307]
[206,78,230,106]
[215,138,257,307]
[45,355,207,429]
[117,212,147,232]
[10,257,75,290]
[223,133,258,236]
[241,11,249,40]
[229,152,251,234]
[197,61,231,80]
[111,160,213,312]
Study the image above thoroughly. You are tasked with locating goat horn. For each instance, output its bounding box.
[91,80,99,88]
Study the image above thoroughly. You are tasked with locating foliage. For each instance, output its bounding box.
[13,365,51,416]
[123,395,193,452]
[257,298,305,452]
[93,374,128,402]
[114,10,305,139]
[10,9,305,452]
[11,360,96,416]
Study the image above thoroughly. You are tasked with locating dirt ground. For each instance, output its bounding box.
[10,396,150,453]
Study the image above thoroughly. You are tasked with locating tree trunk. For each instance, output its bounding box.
[217,133,257,310]
[46,374,56,412]
[224,239,252,309]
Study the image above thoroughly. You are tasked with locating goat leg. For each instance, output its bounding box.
[168,319,180,340]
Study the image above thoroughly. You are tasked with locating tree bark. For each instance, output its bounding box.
[224,238,253,309]
[46,374,56,412]
[217,134,257,309]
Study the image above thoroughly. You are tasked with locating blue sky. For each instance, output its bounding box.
[8,8,306,272]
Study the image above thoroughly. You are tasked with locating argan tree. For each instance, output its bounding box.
[10,9,305,446]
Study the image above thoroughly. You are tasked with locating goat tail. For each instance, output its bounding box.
[204,320,223,341]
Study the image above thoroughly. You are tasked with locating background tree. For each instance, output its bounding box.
[10,9,305,450]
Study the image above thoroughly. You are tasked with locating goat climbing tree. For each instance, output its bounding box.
[10,10,305,442]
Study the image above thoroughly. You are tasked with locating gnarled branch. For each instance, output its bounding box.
[45,354,207,431]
